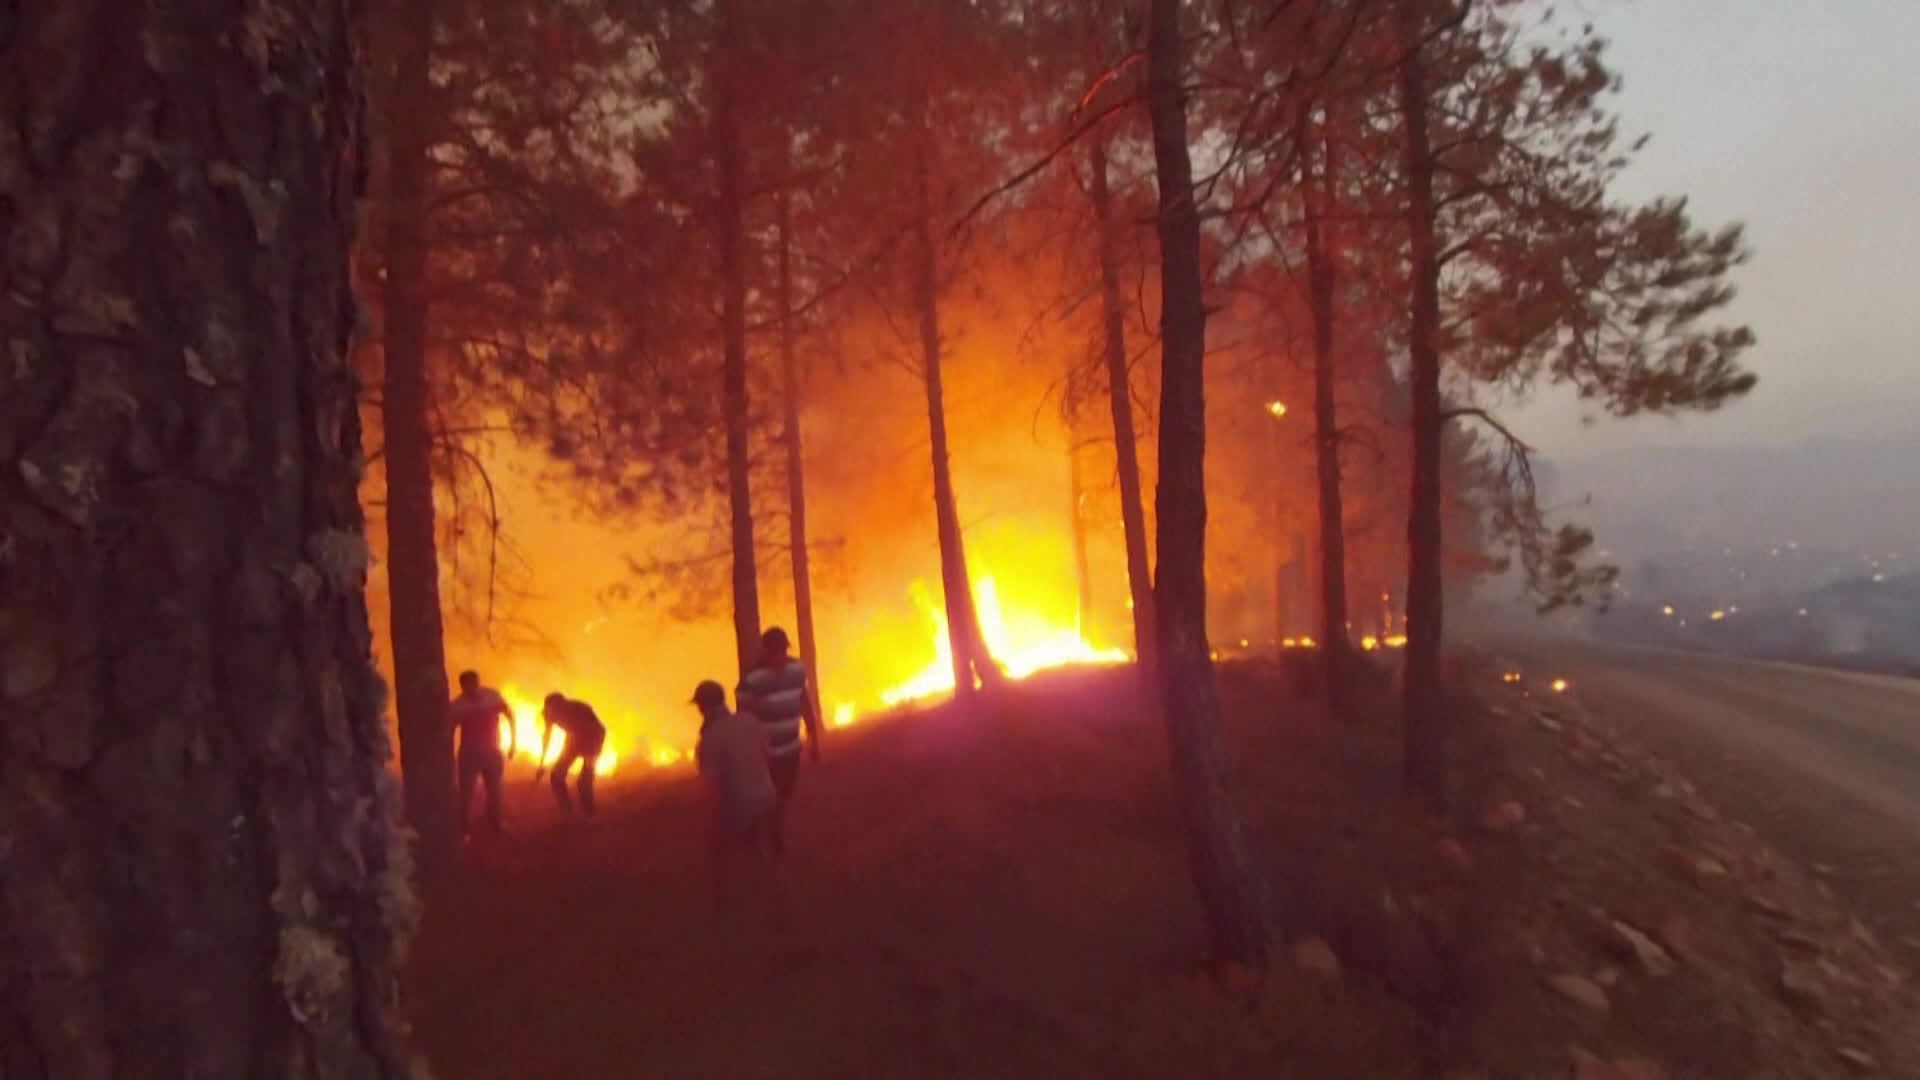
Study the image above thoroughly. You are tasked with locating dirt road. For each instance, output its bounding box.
[1507,642,1920,967]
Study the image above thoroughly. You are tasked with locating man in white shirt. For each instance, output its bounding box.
[693,680,779,908]
[449,670,514,837]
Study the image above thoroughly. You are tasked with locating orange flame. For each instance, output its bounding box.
[497,687,623,777]
[877,575,1128,708]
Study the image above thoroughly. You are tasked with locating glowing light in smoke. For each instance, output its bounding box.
[1266,400,1288,418]
[1550,678,1569,693]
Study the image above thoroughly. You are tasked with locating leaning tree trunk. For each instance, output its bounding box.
[1302,108,1352,715]
[1396,0,1449,807]
[714,3,762,674]
[381,0,458,870]
[911,130,998,702]
[0,2,415,1074]
[1088,136,1158,680]
[776,192,823,721]
[1144,0,1271,973]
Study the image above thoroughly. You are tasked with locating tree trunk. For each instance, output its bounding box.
[1087,136,1158,679]
[911,130,998,702]
[1396,0,1449,807]
[714,3,761,674]
[1144,0,1271,972]
[381,0,458,870]
[0,2,415,1073]
[776,193,823,721]
[1068,436,1094,630]
[1302,108,1351,714]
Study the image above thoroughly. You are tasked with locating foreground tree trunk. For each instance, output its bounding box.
[1088,136,1159,680]
[911,130,999,703]
[381,0,458,869]
[1302,110,1352,714]
[1144,0,1271,972]
[714,3,762,673]
[1395,0,1449,806]
[776,193,823,721]
[0,2,415,1073]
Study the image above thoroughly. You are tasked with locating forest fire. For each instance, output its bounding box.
[877,575,1129,708]
[495,687,621,777]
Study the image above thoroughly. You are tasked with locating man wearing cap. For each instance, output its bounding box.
[734,626,818,854]
[692,680,779,908]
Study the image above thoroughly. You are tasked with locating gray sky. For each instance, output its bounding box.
[1513,0,1920,458]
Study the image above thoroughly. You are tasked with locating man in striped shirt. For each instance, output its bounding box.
[735,626,818,854]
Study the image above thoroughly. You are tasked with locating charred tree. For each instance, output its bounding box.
[1087,136,1158,679]
[1067,437,1094,629]
[0,0,416,1073]
[714,2,762,673]
[776,192,823,721]
[1144,0,1271,972]
[1301,109,1352,714]
[911,128,999,703]
[380,0,458,868]
[1395,0,1448,807]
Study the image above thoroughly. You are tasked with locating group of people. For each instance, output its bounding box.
[444,626,823,903]
[693,626,821,904]
[446,672,609,837]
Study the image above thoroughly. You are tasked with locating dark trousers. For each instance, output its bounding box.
[551,737,603,816]
[766,750,801,854]
[769,751,801,800]
[708,803,780,909]
[458,748,505,836]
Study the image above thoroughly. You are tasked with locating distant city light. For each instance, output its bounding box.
[1662,605,1675,617]
[1550,678,1570,693]
[1266,400,1288,419]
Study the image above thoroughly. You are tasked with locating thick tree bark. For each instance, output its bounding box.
[911,131,998,703]
[776,193,823,721]
[1396,0,1449,807]
[1087,137,1158,679]
[1145,0,1271,972]
[1302,110,1351,714]
[714,3,762,674]
[380,0,458,869]
[0,1,415,1074]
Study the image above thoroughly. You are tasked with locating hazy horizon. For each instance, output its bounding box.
[1513,0,1920,460]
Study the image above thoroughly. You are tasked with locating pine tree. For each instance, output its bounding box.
[1,0,414,1069]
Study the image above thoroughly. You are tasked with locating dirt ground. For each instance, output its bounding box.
[407,658,1920,1078]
